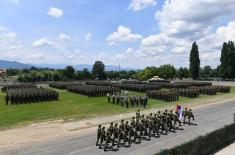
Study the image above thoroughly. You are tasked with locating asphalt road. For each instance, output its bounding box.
[1,101,235,155]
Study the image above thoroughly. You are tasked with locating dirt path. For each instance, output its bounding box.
[0,94,235,150]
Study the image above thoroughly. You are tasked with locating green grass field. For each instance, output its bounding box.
[0,87,235,129]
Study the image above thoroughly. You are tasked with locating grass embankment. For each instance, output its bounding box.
[0,87,235,129]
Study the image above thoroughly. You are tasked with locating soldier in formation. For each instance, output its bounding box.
[5,88,59,105]
[107,94,148,108]
[96,109,195,151]
[183,108,195,125]
[67,85,120,97]
[147,90,179,102]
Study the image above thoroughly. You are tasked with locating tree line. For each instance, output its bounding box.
[5,41,235,82]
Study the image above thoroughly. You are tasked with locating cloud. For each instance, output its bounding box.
[57,33,71,43]
[47,7,63,18]
[129,0,157,11]
[33,38,53,47]
[155,0,235,40]
[106,25,142,45]
[114,48,134,61]
[85,32,92,41]
[0,26,7,32]
[128,0,235,67]
[8,45,24,50]
[0,26,23,50]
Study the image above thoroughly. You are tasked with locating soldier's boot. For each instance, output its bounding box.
[104,143,107,151]
[112,139,115,146]
[117,138,120,148]
[99,139,103,149]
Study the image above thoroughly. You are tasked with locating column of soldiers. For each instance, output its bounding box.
[2,83,37,93]
[172,88,200,98]
[114,84,162,93]
[107,93,148,108]
[96,108,195,151]
[5,88,59,105]
[49,82,81,90]
[146,90,179,102]
[67,85,120,97]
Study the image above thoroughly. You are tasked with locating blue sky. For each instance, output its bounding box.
[0,0,235,68]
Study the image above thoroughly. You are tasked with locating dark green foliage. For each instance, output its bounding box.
[156,123,235,155]
[158,64,176,79]
[92,61,106,80]
[6,68,20,76]
[177,67,190,79]
[220,41,235,79]
[63,66,75,80]
[189,42,200,80]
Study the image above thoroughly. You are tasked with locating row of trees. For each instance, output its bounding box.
[6,40,235,82]
[12,64,220,82]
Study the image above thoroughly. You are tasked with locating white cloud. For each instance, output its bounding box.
[129,0,157,11]
[114,48,134,61]
[106,25,142,45]
[85,32,92,41]
[8,45,24,50]
[155,0,235,40]
[33,38,53,47]
[57,33,71,43]
[47,7,63,18]
[216,21,235,42]
[0,26,7,32]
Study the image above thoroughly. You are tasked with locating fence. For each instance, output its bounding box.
[156,123,235,155]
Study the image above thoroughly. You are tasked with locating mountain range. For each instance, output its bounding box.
[0,60,138,71]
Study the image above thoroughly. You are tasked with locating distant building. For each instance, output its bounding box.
[0,68,6,77]
[148,76,170,83]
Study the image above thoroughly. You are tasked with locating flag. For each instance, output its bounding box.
[176,104,183,120]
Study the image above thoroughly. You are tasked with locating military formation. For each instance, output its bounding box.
[2,83,37,93]
[96,109,195,151]
[172,88,200,98]
[67,84,120,97]
[49,82,81,90]
[5,88,59,105]
[114,84,163,93]
[146,90,179,102]
[107,93,148,108]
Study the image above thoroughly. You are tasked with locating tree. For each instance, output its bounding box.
[220,41,235,79]
[189,42,200,80]
[92,61,106,80]
[138,66,159,80]
[82,68,92,80]
[177,67,190,79]
[200,66,212,78]
[158,64,176,79]
[63,66,75,80]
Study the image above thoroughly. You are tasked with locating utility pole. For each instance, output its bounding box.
[119,63,120,81]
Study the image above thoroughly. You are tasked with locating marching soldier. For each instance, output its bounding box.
[99,126,106,149]
[183,108,189,124]
[188,109,195,125]
[136,109,141,119]
[96,125,102,146]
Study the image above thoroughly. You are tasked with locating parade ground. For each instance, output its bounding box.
[0,86,235,129]
[0,96,235,155]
